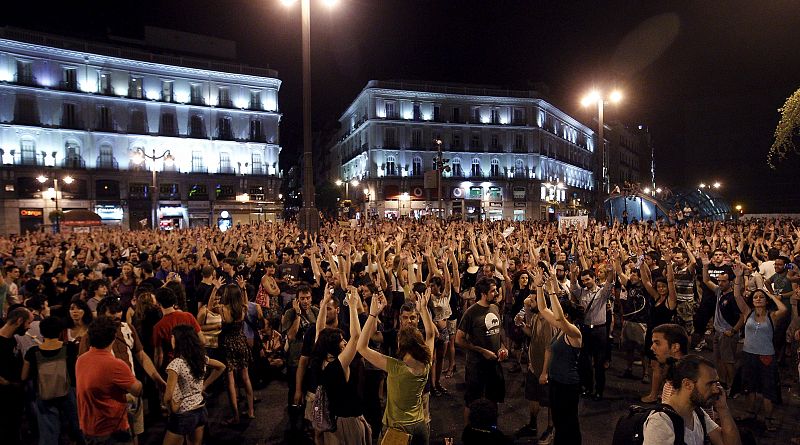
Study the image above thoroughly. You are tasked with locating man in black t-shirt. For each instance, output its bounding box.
[0,308,32,445]
[692,248,733,350]
[456,277,507,423]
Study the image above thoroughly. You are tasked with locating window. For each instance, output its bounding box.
[433,105,440,121]
[412,156,422,176]
[411,129,422,148]
[515,159,525,178]
[218,87,232,107]
[490,158,500,177]
[451,158,462,177]
[250,120,264,141]
[128,76,143,98]
[64,142,83,168]
[432,131,442,151]
[413,103,421,120]
[159,183,179,200]
[161,81,173,102]
[20,139,37,165]
[160,113,177,136]
[98,106,113,132]
[217,117,232,140]
[452,133,462,149]
[190,84,204,105]
[385,102,396,119]
[130,110,148,134]
[452,107,461,123]
[513,108,524,124]
[189,115,204,137]
[61,103,78,129]
[188,184,209,201]
[15,60,34,85]
[473,107,481,123]
[95,180,120,200]
[13,95,38,125]
[252,152,263,175]
[97,144,116,169]
[470,133,481,151]
[491,134,499,151]
[471,158,481,177]
[191,151,206,173]
[219,152,232,174]
[491,109,499,124]
[216,184,236,199]
[250,91,262,110]
[99,73,111,95]
[129,183,149,199]
[62,68,78,91]
[514,133,525,152]
[384,128,397,147]
[385,155,396,176]
[249,186,265,201]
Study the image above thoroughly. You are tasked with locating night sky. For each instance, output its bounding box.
[4,0,800,213]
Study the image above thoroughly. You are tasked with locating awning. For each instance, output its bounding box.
[62,209,103,227]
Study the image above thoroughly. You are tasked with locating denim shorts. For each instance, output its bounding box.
[167,406,207,436]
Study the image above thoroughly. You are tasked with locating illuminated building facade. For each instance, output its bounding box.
[0,28,282,234]
[332,80,595,220]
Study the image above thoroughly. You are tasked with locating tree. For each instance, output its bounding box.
[769,87,800,168]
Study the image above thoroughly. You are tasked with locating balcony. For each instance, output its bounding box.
[218,166,236,175]
[62,157,86,169]
[96,158,119,170]
[14,73,37,87]
[58,81,80,92]
[513,145,527,153]
[251,165,265,175]
[218,98,233,108]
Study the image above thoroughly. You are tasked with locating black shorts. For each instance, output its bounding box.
[741,351,779,402]
[166,406,207,436]
[524,370,550,406]
[464,360,505,404]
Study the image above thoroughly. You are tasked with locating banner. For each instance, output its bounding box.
[558,215,588,230]
[424,170,438,189]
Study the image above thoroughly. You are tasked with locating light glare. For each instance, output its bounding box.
[37,175,47,183]
[609,90,623,103]
[63,176,74,184]
[322,0,338,7]
[280,0,297,6]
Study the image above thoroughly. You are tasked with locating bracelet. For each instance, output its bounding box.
[369,313,378,318]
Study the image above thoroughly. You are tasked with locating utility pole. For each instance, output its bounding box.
[436,138,443,219]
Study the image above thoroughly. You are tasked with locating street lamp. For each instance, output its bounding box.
[363,187,370,220]
[131,147,172,230]
[37,174,73,232]
[282,0,340,233]
[335,178,359,199]
[581,88,623,214]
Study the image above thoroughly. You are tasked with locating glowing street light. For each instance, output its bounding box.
[713,182,721,189]
[581,87,624,213]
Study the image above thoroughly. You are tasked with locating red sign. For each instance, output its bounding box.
[20,209,43,217]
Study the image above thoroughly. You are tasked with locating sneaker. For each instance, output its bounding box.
[514,424,538,439]
[694,339,707,352]
[538,426,554,444]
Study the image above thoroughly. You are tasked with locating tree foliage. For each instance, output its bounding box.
[769,87,800,168]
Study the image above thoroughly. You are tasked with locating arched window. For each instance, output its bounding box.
[471,158,481,177]
[386,155,396,176]
[64,140,83,168]
[515,159,524,178]
[451,158,462,177]
[490,158,500,177]
[412,156,422,176]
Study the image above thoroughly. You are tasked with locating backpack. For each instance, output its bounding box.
[36,346,70,401]
[311,385,336,432]
[611,404,708,445]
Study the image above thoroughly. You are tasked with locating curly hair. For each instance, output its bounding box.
[171,324,207,380]
[311,327,344,371]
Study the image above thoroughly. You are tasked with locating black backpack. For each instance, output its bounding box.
[611,404,708,445]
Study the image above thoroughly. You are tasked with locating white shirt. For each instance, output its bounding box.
[643,409,719,445]
[759,261,775,280]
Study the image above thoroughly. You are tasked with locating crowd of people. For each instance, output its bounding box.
[0,216,799,445]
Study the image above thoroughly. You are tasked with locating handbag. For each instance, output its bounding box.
[381,427,412,445]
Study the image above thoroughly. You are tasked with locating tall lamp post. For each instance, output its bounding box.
[283,0,338,232]
[38,173,73,232]
[335,178,358,218]
[131,148,174,230]
[363,187,370,220]
[581,89,622,217]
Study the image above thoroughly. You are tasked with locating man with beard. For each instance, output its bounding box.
[0,307,33,444]
[643,355,740,445]
[456,277,507,424]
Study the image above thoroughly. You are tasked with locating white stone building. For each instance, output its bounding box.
[0,28,283,234]
[331,80,595,220]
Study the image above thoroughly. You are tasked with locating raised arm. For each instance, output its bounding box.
[731,261,750,316]
[417,288,437,357]
[357,292,388,371]
[701,254,719,293]
[338,289,361,369]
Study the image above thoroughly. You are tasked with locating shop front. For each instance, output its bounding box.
[95,204,124,227]
[19,208,44,234]
[158,205,187,230]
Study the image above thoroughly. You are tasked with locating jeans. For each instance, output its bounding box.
[550,380,582,445]
[34,388,83,445]
[579,325,607,396]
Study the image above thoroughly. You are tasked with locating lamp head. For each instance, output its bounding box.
[63,176,74,185]
[37,175,47,184]
[132,151,144,165]
[581,90,601,107]
[350,179,359,186]
[609,90,623,104]
[164,153,175,167]
[335,179,343,186]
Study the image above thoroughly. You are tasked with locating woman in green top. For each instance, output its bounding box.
[357,288,436,445]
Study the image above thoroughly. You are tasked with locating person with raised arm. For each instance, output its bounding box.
[357,288,435,445]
